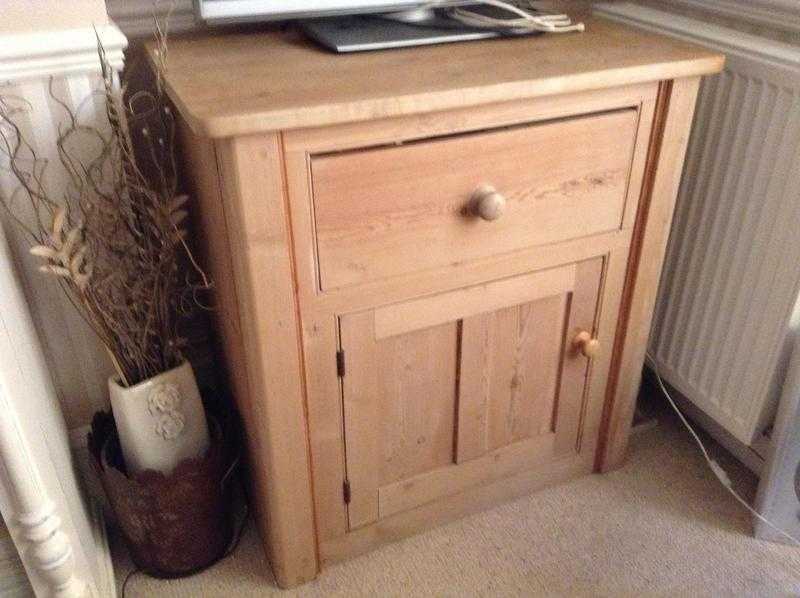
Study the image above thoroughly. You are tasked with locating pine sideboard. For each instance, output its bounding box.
[150,18,723,588]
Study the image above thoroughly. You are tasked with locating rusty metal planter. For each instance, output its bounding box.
[89,411,236,578]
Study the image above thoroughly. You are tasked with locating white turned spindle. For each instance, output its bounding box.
[0,382,86,598]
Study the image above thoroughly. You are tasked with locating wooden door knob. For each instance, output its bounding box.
[573,330,600,358]
[471,185,506,221]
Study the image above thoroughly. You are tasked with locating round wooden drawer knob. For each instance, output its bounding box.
[574,330,600,358]
[471,185,507,221]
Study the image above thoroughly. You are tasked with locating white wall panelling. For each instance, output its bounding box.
[0,26,127,429]
[0,1,109,35]
[0,74,118,430]
[0,20,127,597]
[595,3,800,447]
[0,25,125,82]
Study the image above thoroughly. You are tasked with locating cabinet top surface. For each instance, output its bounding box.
[151,15,722,138]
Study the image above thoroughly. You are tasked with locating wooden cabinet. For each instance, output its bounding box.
[157,21,723,588]
[284,85,662,566]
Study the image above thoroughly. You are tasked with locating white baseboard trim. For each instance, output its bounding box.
[0,24,127,84]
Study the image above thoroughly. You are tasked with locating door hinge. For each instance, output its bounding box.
[343,479,351,504]
[336,350,346,377]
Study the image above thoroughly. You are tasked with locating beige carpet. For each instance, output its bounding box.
[0,520,33,597]
[115,410,800,597]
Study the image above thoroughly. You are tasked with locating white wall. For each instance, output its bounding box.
[641,0,800,41]
[0,0,108,33]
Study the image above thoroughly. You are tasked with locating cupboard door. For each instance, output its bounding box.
[339,259,603,530]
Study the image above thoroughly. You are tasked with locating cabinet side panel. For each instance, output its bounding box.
[214,134,319,587]
[597,77,702,471]
[179,121,306,575]
[177,118,250,416]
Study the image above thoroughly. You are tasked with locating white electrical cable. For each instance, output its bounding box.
[450,0,585,33]
[420,0,584,34]
[647,353,800,547]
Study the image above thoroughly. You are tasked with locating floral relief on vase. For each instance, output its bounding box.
[148,383,186,441]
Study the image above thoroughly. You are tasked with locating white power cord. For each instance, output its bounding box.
[449,0,584,33]
[420,0,584,34]
[648,354,800,547]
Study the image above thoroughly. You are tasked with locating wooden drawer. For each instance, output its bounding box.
[311,109,639,290]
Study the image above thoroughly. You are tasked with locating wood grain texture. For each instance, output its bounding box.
[299,229,632,555]
[301,310,348,543]
[373,265,576,340]
[555,258,604,456]
[376,324,459,487]
[149,18,722,137]
[282,83,657,580]
[457,291,569,461]
[379,433,557,519]
[285,82,658,156]
[176,119,249,421]
[339,312,460,529]
[597,77,703,472]
[321,449,596,566]
[312,110,637,289]
[284,84,653,318]
[276,83,667,574]
[338,259,605,528]
[213,135,318,587]
[338,310,381,530]
[165,22,722,580]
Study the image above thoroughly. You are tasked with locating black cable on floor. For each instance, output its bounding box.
[121,567,141,598]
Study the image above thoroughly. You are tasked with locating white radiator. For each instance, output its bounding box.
[595,4,800,446]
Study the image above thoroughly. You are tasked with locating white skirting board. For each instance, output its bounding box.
[0,25,125,83]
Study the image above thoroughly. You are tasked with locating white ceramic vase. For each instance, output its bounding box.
[108,361,210,474]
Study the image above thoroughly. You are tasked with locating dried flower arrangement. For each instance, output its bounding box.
[0,31,211,389]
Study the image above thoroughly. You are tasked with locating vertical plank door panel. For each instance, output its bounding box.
[377,323,459,486]
[342,260,603,523]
